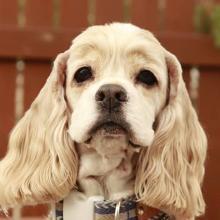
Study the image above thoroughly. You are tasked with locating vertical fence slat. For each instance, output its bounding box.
[0,61,16,158]
[165,0,195,32]
[198,71,220,220]
[25,0,53,27]
[0,0,17,159]
[60,0,88,28]
[131,0,160,30]
[0,0,18,26]
[182,67,190,91]
[95,0,124,24]
[24,61,51,109]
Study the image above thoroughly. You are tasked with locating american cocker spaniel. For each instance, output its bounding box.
[0,23,207,220]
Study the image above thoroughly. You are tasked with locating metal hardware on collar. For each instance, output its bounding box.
[137,206,144,216]
[114,200,121,220]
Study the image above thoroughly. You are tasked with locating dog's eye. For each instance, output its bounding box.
[136,70,158,86]
[74,66,92,83]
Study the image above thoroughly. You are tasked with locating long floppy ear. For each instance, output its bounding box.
[135,50,207,219]
[0,51,78,208]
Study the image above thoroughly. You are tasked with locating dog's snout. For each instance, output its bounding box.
[95,84,127,112]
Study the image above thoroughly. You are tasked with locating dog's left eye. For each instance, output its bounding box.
[136,69,158,87]
[74,66,93,83]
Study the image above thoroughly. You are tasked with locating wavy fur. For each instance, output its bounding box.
[135,51,207,219]
[0,51,78,208]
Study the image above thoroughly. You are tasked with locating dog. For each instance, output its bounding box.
[0,23,207,220]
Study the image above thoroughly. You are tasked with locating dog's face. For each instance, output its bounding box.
[66,24,168,156]
[0,23,207,219]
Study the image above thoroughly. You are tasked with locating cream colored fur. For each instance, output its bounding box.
[0,23,207,220]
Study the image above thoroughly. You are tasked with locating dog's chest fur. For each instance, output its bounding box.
[76,141,138,200]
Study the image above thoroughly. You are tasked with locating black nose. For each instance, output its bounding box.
[95,84,127,112]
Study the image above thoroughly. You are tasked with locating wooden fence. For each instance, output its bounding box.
[0,0,220,219]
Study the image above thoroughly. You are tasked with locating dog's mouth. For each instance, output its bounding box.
[93,121,127,136]
[85,120,142,148]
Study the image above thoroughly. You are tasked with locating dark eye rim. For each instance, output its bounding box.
[73,66,93,84]
[135,69,158,87]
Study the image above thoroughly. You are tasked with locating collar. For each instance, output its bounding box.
[55,194,171,220]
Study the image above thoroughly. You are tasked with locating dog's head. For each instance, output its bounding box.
[0,23,207,218]
[67,24,168,155]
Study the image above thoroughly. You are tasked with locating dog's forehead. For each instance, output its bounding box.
[69,23,164,59]
[73,23,156,42]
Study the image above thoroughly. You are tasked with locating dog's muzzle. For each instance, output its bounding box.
[85,84,142,149]
[90,83,129,137]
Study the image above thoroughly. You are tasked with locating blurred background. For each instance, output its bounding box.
[0,0,220,219]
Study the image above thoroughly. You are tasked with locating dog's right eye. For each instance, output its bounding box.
[74,66,93,83]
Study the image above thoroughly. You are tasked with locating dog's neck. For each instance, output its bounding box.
[76,140,138,200]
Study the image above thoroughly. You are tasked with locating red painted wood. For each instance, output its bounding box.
[0,0,18,26]
[24,61,51,110]
[165,0,195,32]
[1,28,220,66]
[95,0,124,24]
[22,204,49,217]
[60,0,88,28]
[131,0,159,30]
[157,31,220,66]
[0,27,80,60]
[197,71,220,220]
[25,0,53,27]
[0,60,15,158]
[182,68,190,91]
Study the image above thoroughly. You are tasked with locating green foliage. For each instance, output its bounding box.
[194,3,220,48]
[194,4,211,33]
[211,5,220,48]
